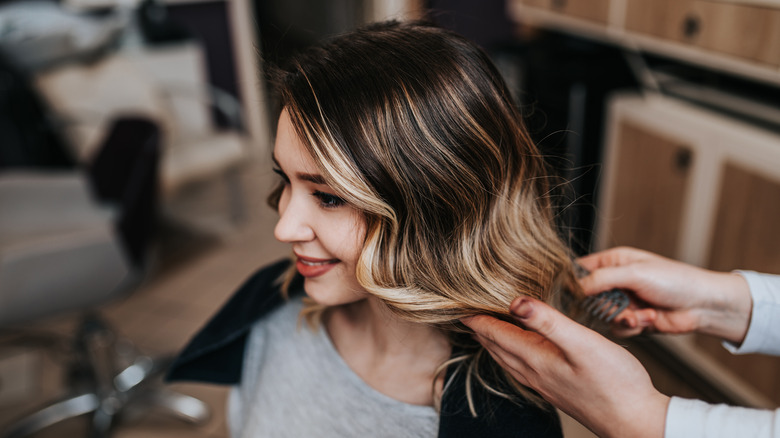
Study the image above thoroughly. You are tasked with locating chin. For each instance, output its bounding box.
[303,278,366,307]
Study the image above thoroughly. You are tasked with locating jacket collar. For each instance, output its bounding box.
[167,259,293,384]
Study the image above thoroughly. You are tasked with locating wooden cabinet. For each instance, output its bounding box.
[624,0,780,67]
[707,164,780,274]
[624,0,696,44]
[692,1,780,67]
[603,121,694,257]
[508,0,780,84]
[696,162,780,406]
[597,92,780,408]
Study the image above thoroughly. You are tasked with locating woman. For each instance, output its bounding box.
[168,20,582,437]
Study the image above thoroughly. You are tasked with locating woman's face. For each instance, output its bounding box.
[273,110,368,306]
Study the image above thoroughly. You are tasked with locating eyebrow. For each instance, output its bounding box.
[272,155,327,185]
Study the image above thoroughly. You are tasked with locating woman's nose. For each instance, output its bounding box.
[274,194,315,243]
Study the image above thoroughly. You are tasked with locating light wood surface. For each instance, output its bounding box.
[708,163,780,275]
[693,1,780,67]
[603,120,693,258]
[696,162,780,406]
[624,0,696,43]
[519,0,612,23]
[509,0,780,85]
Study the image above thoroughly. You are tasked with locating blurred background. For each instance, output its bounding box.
[1,0,779,437]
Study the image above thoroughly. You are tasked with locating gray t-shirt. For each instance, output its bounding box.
[228,296,439,438]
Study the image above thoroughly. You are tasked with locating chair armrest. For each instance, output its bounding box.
[157,82,245,132]
[0,172,117,245]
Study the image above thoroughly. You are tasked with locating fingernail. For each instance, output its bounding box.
[510,298,532,319]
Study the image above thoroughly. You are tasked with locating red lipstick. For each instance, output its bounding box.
[295,254,339,278]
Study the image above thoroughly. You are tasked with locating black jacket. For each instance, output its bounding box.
[167,259,563,437]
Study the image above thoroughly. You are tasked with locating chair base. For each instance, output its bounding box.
[1,314,209,438]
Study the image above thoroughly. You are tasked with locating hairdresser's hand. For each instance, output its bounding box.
[578,246,752,344]
[464,298,669,438]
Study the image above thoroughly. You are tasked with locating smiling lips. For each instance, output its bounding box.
[295,254,339,277]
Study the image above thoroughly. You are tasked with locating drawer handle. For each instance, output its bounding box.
[682,14,701,39]
[552,0,567,9]
[675,148,693,172]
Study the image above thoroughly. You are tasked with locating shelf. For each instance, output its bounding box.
[508,1,780,88]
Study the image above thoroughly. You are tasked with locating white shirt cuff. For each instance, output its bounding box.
[665,396,778,438]
[722,271,780,356]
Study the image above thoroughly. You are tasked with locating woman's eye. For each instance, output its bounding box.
[313,191,346,208]
[272,167,290,184]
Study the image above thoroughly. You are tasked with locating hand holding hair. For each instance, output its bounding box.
[577,247,753,344]
[463,297,670,438]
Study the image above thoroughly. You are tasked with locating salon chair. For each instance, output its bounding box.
[34,40,252,232]
[0,117,208,438]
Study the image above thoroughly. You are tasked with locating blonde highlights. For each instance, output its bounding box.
[272,21,584,412]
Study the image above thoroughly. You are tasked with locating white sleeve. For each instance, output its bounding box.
[665,397,780,438]
[664,272,780,438]
[723,271,780,356]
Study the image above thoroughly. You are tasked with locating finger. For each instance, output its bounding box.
[576,247,625,271]
[464,314,561,368]
[578,265,643,297]
[611,311,643,337]
[474,332,533,387]
[576,246,649,272]
[635,308,658,329]
[611,308,658,337]
[473,321,571,391]
[462,314,536,348]
[510,297,605,358]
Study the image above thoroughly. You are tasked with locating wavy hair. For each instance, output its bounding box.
[268,20,584,413]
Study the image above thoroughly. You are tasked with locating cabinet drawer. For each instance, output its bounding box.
[602,121,694,257]
[625,0,780,67]
[624,0,698,43]
[707,162,780,275]
[692,1,780,67]
[696,162,780,405]
[519,0,612,24]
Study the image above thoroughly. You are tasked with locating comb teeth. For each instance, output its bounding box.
[583,289,630,322]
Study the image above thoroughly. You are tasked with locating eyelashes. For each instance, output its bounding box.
[313,191,346,208]
[273,167,346,209]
